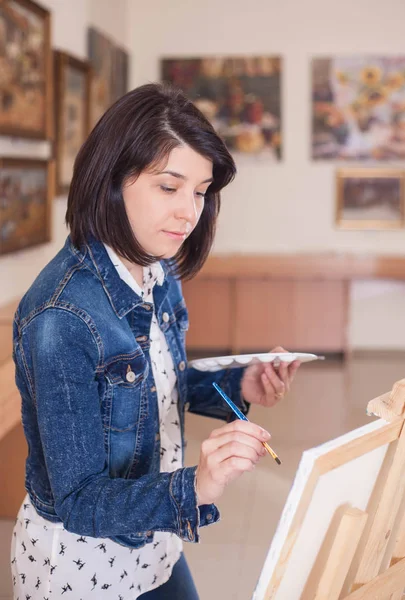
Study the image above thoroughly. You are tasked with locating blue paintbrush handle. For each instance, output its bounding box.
[212,382,249,421]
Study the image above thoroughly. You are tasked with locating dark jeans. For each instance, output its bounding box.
[139,554,199,599]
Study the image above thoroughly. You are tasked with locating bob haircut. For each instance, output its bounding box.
[66,82,236,280]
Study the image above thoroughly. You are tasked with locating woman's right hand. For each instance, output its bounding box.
[195,420,271,506]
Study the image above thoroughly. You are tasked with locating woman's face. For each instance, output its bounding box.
[122,145,213,259]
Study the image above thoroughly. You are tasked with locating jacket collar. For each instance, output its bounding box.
[68,236,170,319]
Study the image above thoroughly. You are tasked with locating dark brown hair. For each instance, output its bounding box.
[66,83,236,279]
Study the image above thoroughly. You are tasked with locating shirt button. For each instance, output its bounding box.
[150,386,156,393]
[136,335,148,343]
[179,361,186,371]
[146,530,152,536]
[207,513,213,521]
[155,433,160,441]
[126,370,136,383]
[162,312,170,322]
[143,304,152,311]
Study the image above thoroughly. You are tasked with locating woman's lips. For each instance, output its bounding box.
[162,230,187,240]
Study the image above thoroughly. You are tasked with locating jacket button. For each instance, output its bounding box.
[179,361,186,371]
[162,312,170,322]
[143,303,152,311]
[126,370,136,383]
[150,386,156,393]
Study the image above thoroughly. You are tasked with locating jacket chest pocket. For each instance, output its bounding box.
[104,353,148,431]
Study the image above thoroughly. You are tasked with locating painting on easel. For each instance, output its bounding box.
[253,379,405,599]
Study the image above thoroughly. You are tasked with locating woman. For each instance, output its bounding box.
[11,83,300,599]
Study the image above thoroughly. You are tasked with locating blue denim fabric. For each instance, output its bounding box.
[13,236,248,548]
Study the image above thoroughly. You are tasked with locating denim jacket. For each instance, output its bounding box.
[13,236,248,548]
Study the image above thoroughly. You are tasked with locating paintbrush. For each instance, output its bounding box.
[212,382,282,465]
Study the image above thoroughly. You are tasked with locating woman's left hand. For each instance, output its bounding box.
[241,346,300,408]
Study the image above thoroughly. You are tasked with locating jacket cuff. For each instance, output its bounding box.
[199,503,220,527]
[169,466,220,542]
[169,466,201,543]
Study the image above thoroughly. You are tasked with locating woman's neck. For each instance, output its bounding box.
[120,257,144,289]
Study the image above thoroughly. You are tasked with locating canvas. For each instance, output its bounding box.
[253,391,405,600]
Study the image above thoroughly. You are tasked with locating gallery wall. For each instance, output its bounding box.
[128,0,405,350]
[2,0,405,350]
[0,0,131,305]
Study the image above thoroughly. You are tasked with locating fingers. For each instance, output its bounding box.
[209,419,270,443]
[288,360,301,382]
[196,422,270,505]
[264,350,301,397]
[264,363,286,396]
[270,346,286,353]
[203,429,267,458]
[212,440,266,466]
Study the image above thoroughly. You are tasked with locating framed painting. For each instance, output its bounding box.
[336,168,405,230]
[87,26,114,128]
[161,56,282,159]
[0,158,54,255]
[312,56,405,160]
[112,46,129,103]
[54,50,91,195]
[0,0,52,139]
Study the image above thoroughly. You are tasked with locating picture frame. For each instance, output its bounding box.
[112,46,129,103]
[0,0,53,139]
[0,157,54,255]
[312,56,405,161]
[336,168,405,230]
[54,50,91,195]
[161,56,282,159]
[87,26,114,128]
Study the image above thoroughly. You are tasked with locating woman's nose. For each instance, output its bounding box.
[175,191,198,223]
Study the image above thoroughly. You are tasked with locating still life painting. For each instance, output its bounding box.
[162,56,282,159]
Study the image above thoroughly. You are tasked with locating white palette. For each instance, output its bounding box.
[188,352,324,372]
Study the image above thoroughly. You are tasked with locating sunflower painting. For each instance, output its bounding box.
[312,57,405,160]
[161,57,282,159]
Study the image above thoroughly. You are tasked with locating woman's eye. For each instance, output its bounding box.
[160,186,176,193]
[195,191,206,199]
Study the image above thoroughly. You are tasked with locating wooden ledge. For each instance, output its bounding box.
[195,254,405,280]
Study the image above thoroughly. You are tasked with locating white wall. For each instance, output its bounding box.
[2,0,405,350]
[128,0,405,350]
[0,0,131,304]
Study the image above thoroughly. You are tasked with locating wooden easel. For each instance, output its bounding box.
[304,379,405,600]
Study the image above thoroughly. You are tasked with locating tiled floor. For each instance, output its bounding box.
[1,353,404,599]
